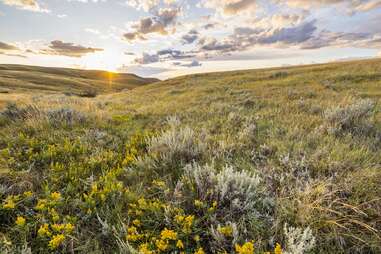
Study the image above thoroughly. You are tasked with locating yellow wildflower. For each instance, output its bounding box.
[274,243,282,254]
[137,198,147,208]
[176,240,184,249]
[15,216,26,226]
[208,201,218,212]
[194,247,205,254]
[49,208,60,222]
[91,183,98,192]
[152,180,166,188]
[48,234,65,250]
[23,191,33,198]
[52,224,65,232]
[65,223,75,233]
[3,196,16,209]
[139,243,153,254]
[160,228,177,240]
[133,219,141,227]
[194,199,204,208]
[183,215,194,233]
[175,215,184,224]
[194,235,200,242]
[35,199,47,211]
[50,192,61,201]
[218,225,233,237]
[127,226,142,242]
[38,224,51,237]
[235,241,254,254]
[155,239,168,251]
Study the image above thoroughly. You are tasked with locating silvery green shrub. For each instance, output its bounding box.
[324,99,376,136]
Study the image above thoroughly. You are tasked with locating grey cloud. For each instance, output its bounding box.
[300,30,371,49]
[0,41,19,50]
[198,37,236,52]
[134,48,195,64]
[258,20,317,44]
[134,53,159,64]
[203,23,215,30]
[181,30,199,44]
[41,40,103,57]
[173,60,202,67]
[123,7,180,41]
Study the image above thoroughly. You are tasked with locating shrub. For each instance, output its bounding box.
[78,89,97,98]
[145,117,207,176]
[0,103,88,128]
[283,224,316,254]
[47,108,87,127]
[0,103,41,122]
[270,71,288,79]
[170,163,274,252]
[324,99,376,136]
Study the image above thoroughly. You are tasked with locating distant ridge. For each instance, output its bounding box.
[0,64,159,94]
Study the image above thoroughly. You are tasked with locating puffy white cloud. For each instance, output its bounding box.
[201,0,259,15]
[1,0,49,12]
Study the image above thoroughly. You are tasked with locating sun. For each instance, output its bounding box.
[81,48,124,73]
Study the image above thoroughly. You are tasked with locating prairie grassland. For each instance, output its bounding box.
[0,64,158,95]
[0,59,380,253]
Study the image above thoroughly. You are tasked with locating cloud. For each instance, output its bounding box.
[0,41,19,51]
[201,0,258,15]
[173,60,202,67]
[300,30,370,49]
[125,0,160,12]
[134,53,160,64]
[181,30,199,44]
[194,19,375,59]
[134,48,195,64]
[258,20,317,44]
[198,37,236,52]
[275,0,381,13]
[123,7,180,41]
[1,0,49,12]
[85,28,100,35]
[0,51,27,58]
[40,40,103,57]
[354,0,381,12]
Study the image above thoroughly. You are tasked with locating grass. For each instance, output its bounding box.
[0,64,158,95]
[0,58,380,253]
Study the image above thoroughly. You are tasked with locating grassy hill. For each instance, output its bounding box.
[0,64,158,94]
[0,59,380,253]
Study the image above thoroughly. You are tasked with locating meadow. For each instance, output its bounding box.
[0,59,380,253]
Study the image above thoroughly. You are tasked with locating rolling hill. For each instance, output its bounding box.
[0,59,380,253]
[0,64,159,94]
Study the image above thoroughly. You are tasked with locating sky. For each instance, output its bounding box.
[0,0,381,79]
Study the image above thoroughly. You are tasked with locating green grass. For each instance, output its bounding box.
[0,59,380,253]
